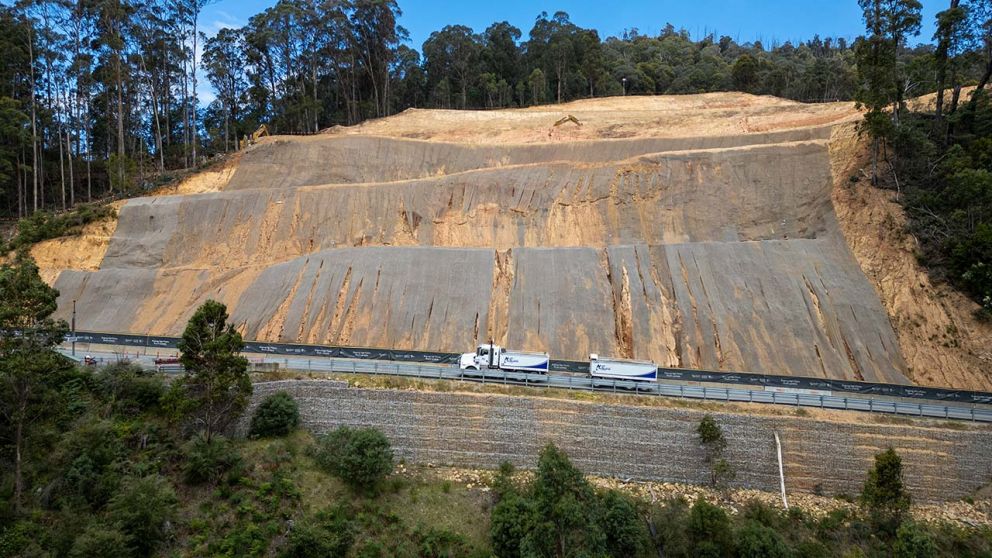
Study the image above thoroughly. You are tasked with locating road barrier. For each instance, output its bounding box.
[67,330,992,408]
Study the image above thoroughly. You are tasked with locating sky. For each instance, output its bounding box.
[202,0,946,51]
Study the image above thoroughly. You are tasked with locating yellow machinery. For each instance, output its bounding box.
[239,124,269,150]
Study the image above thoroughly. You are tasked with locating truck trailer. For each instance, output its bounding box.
[459,343,549,373]
[589,354,658,382]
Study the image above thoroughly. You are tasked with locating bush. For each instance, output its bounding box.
[314,427,393,493]
[649,498,691,558]
[8,204,115,251]
[70,524,130,558]
[183,434,242,485]
[599,489,649,557]
[413,526,473,558]
[279,505,354,558]
[894,521,937,558]
[687,500,734,557]
[861,447,911,533]
[108,475,178,557]
[523,443,607,556]
[697,415,734,487]
[249,391,300,438]
[58,420,125,510]
[736,520,791,558]
[97,363,165,417]
[490,492,534,558]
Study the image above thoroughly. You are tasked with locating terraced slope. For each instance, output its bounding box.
[50,95,911,384]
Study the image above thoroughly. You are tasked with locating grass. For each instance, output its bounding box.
[179,429,494,555]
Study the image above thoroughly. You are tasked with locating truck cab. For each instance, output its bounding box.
[460,343,501,370]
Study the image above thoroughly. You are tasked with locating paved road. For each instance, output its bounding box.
[60,346,992,423]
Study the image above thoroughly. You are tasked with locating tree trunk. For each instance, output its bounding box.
[14,416,23,513]
[28,28,38,213]
[968,49,992,112]
[872,137,879,186]
[67,130,74,207]
[935,0,961,121]
[58,122,65,211]
[191,7,200,166]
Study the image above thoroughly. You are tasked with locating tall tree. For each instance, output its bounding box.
[0,254,69,513]
[423,25,480,109]
[171,300,251,441]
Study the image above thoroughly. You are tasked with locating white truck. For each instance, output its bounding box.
[589,354,658,382]
[459,343,549,373]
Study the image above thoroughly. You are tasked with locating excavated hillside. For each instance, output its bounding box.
[40,93,992,388]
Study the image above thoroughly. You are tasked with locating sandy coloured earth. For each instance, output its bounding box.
[34,92,992,389]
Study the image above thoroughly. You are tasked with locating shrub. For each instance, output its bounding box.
[413,526,472,558]
[524,443,607,556]
[58,420,125,510]
[490,493,534,558]
[599,489,649,557]
[183,434,242,485]
[70,524,130,558]
[648,498,691,558]
[97,363,165,417]
[314,426,393,493]
[894,521,937,558]
[108,475,178,556]
[279,505,354,558]
[861,447,911,533]
[687,499,733,557]
[736,520,791,558]
[697,415,734,487]
[249,391,300,438]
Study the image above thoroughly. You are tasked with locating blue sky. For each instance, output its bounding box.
[202,0,945,50]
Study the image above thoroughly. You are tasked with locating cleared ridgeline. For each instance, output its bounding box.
[52,123,909,385]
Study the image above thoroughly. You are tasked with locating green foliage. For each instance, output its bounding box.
[171,300,251,440]
[894,521,937,558]
[314,426,394,493]
[698,415,735,487]
[522,443,608,556]
[697,414,726,446]
[183,434,243,485]
[599,489,649,558]
[413,526,475,558]
[0,254,70,511]
[5,204,116,252]
[861,447,911,514]
[57,419,126,510]
[69,523,130,558]
[688,499,734,557]
[736,520,791,558]
[107,153,137,193]
[96,362,165,417]
[279,505,354,558]
[488,443,651,557]
[249,391,300,438]
[490,492,534,558]
[648,498,692,557]
[108,475,178,557]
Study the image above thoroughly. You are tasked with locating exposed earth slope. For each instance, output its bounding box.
[42,93,992,388]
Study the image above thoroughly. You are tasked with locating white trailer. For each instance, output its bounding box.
[459,343,549,373]
[589,354,658,382]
